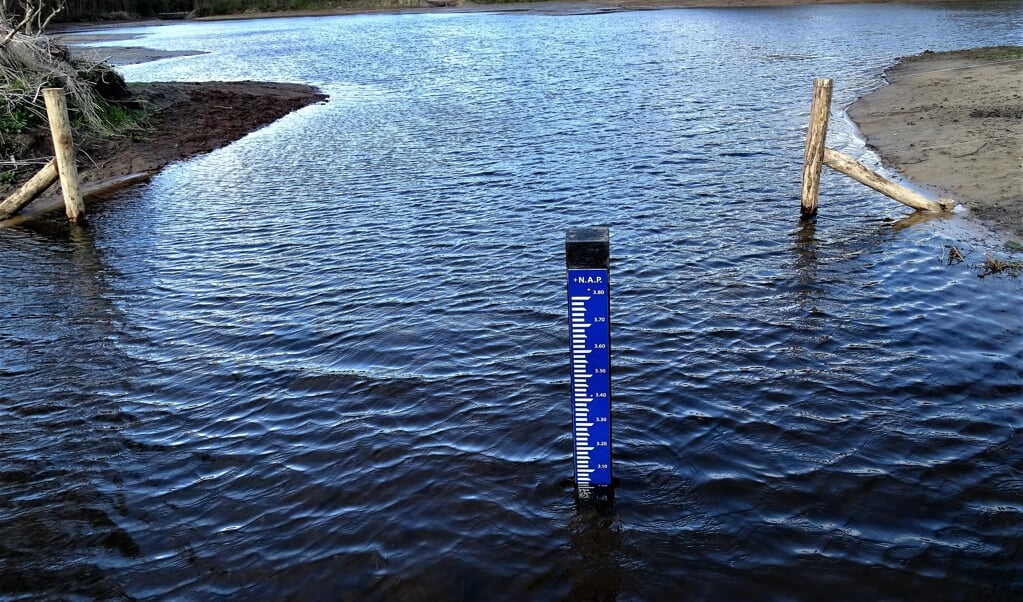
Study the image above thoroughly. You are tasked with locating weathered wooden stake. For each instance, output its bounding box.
[823,148,953,212]
[0,158,58,220]
[42,88,86,224]
[801,78,833,219]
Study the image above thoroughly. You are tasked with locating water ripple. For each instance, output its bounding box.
[3,4,1023,600]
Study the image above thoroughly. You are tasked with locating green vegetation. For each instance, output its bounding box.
[0,0,561,21]
[911,45,1023,65]
[962,45,1023,62]
[96,102,140,129]
[192,0,423,17]
[0,107,29,137]
[2,0,465,21]
[1,1,144,191]
[4,0,193,21]
[0,38,133,138]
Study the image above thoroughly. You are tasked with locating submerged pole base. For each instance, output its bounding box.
[577,482,616,507]
[565,477,619,508]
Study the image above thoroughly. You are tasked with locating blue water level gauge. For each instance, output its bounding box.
[566,227,612,502]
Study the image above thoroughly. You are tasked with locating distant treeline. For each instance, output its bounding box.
[3,0,190,21]
[3,0,426,21]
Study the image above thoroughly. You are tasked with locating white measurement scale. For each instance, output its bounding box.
[566,227,613,502]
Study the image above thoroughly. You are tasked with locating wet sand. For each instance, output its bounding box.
[51,32,206,65]
[847,48,1023,242]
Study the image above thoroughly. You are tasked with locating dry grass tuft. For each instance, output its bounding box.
[978,253,1023,278]
[1,1,131,150]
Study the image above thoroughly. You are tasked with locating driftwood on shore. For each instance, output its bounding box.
[0,171,153,227]
[0,158,57,220]
[823,148,954,213]
[0,85,89,224]
[1,2,143,225]
[801,77,954,217]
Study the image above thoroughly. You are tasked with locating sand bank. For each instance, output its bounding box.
[847,48,1022,242]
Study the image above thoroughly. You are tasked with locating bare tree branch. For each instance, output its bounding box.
[0,0,64,49]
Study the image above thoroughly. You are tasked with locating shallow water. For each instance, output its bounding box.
[3,3,1022,599]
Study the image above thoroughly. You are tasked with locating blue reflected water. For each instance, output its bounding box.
[2,3,1022,599]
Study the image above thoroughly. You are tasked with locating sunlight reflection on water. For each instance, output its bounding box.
[3,3,1022,599]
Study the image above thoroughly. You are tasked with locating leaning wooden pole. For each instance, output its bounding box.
[801,78,833,219]
[0,158,58,220]
[823,148,953,213]
[42,88,86,224]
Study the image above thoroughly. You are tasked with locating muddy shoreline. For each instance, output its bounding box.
[1,81,326,226]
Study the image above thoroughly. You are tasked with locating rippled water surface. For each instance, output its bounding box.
[3,3,1022,599]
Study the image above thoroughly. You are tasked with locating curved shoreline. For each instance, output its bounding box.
[847,47,1023,243]
[0,82,327,227]
[37,10,1023,244]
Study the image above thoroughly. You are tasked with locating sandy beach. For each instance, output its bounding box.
[848,47,1023,242]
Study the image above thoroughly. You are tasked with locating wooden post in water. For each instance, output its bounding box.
[0,159,58,220]
[823,148,954,212]
[801,78,833,219]
[43,88,86,224]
